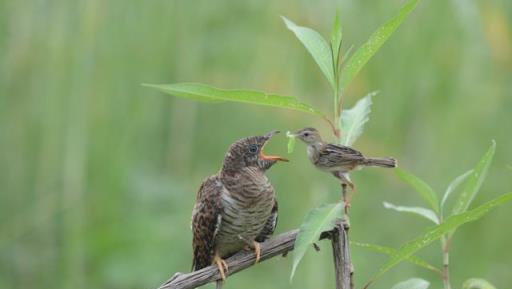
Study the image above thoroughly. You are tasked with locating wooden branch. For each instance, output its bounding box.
[157,219,350,289]
[331,221,353,289]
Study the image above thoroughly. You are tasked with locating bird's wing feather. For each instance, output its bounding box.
[316,144,365,168]
[255,199,278,242]
[191,175,223,271]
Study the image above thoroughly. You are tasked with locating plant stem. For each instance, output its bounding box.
[441,235,452,289]
[334,87,340,138]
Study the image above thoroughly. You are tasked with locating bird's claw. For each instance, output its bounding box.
[243,241,261,264]
[239,236,261,264]
[213,255,229,280]
[252,241,261,264]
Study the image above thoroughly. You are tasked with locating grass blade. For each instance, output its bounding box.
[391,278,430,289]
[364,192,512,289]
[143,82,326,117]
[383,202,439,224]
[340,0,420,89]
[282,16,336,90]
[339,92,375,146]
[451,141,496,215]
[352,242,440,273]
[395,168,440,213]
[290,203,343,281]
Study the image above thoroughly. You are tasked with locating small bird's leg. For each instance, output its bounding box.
[238,235,261,264]
[341,183,350,214]
[342,174,355,212]
[334,172,355,214]
[213,252,229,281]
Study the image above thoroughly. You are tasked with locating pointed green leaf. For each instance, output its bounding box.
[142,83,325,117]
[441,170,473,213]
[331,12,343,72]
[452,141,496,215]
[339,92,375,146]
[282,16,336,90]
[462,278,497,289]
[352,242,440,273]
[383,202,439,224]
[391,278,430,289]
[290,203,343,281]
[364,192,512,288]
[340,0,420,89]
[395,168,440,213]
[143,83,224,103]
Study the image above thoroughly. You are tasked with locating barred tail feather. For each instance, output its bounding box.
[363,157,397,168]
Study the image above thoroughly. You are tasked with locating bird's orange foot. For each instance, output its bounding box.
[213,254,229,280]
[245,241,261,264]
[240,237,261,264]
[252,241,261,264]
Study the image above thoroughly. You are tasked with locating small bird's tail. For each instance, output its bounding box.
[363,157,397,168]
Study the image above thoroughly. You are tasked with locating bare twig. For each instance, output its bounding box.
[322,115,340,138]
[331,221,353,289]
[157,219,350,289]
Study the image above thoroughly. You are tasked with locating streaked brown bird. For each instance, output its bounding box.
[191,130,287,282]
[292,127,397,209]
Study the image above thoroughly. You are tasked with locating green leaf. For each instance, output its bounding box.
[286,131,296,154]
[395,168,440,213]
[364,192,512,288]
[282,16,336,90]
[340,0,420,89]
[142,83,325,117]
[143,83,224,103]
[462,278,497,289]
[352,242,440,273]
[339,92,375,146]
[441,169,473,214]
[290,203,343,281]
[383,202,439,224]
[452,141,496,215]
[330,12,343,73]
[391,278,430,289]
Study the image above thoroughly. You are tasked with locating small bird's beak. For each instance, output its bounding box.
[261,130,289,162]
[263,130,281,139]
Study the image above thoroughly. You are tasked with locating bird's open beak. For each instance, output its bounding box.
[261,130,289,162]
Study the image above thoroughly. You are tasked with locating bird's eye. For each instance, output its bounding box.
[248,144,258,154]
[304,132,310,137]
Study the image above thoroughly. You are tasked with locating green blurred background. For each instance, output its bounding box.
[1,0,511,288]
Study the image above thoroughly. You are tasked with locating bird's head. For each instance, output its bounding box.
[292,127,323,145]
[222,130,288,172]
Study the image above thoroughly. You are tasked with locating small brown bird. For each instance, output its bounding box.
[292,127,397,209]
[191,130,287,282]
